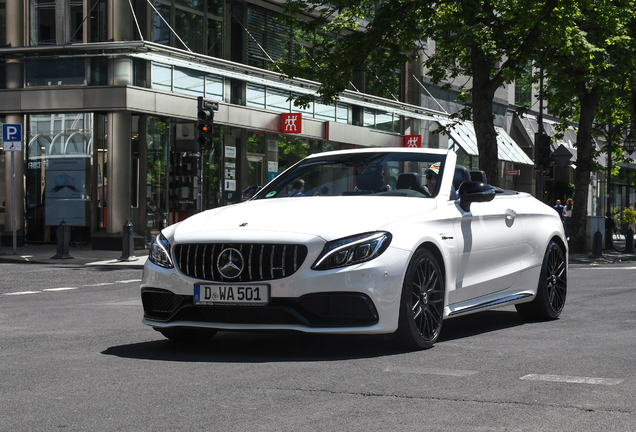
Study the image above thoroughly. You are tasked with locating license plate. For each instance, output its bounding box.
[194,284,269,306]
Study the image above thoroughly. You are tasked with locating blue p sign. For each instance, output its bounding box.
[2,124,23,151]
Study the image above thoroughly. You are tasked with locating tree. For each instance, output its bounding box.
[279,0,559,186]
[543,0,636,253]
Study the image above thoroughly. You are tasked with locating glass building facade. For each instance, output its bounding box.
[0,0,535,249]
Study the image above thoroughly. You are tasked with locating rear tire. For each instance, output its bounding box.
[396,248,444,350]
[516,240,567,321]
[157,327,218,343]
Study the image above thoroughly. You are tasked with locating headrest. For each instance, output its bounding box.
[397,172,421,190]
[453,166,471,190]
[355,164,384,191]
[470,170,487,184]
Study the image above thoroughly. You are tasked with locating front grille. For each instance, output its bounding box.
[173,243,308,282]
[142,289,379,327]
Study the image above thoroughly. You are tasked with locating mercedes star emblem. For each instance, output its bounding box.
[217,248,244,279]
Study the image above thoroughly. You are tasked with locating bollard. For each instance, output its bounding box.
[592,231,603,258]
[51,219,73,259]
[119,219,138,261]
[626,228,634,254]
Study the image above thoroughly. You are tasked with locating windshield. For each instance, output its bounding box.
[255,151,447,199]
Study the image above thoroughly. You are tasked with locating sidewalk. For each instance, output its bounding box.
[1,242,633,268]
[0,243,147,268]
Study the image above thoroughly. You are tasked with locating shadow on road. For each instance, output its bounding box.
[103,309,526,362]
[102,331,404,362]
[438,309,525,342]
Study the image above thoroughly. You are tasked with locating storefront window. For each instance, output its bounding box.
[247,84,266,108]
[174,67,204,96]
[315,102,335,121]
[152,0,223,56]
[267,88,291,112]
[146,117,169,240]
[206,75,223,99]
[25,113,93,243]
[151,63,173,92]
[26,58,86,86]
[175,10,203,52]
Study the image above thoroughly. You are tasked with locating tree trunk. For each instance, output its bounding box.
[570,87,600,254]
[472,91,500,187]
[471,48,501,187]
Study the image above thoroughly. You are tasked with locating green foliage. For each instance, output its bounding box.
[622,206,636,225]
[278,135,310,171]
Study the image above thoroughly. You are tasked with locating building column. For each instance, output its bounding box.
[2,0,25,246]
[106,112,132,234]
[136,116,148,237]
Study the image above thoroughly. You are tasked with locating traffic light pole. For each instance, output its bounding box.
[196,97,219,213]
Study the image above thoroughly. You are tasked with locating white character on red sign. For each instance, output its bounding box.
[284,115,299,132]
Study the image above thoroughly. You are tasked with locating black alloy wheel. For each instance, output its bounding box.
[396,248,445,350]
[516,240,567,320]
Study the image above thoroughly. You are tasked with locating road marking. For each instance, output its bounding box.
[4,291,41,296]
[520,374,624,385]
[577,266,636,270]
[385,366,479,377]
[3,281,130,296]
[43,287,78,292]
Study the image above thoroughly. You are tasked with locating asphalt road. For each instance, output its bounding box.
[0,261,634,431]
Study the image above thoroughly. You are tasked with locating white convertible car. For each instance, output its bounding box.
[141,148,567,349]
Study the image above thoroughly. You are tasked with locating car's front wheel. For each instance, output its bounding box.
[157,327,218,343]
[515,240,567,320]
[396,247,445,350]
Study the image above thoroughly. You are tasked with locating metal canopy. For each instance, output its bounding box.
[438,120,534,165]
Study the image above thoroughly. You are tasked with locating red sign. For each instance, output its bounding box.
[281,113,302,134]
[504,169,520,176]
[404,135,422,148]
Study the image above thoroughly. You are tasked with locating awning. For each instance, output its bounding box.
[437,120,534,165]
[516,115,583,163]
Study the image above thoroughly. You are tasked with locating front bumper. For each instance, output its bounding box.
[140,246,411,334]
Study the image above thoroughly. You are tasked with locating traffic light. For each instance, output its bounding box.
[197,97,219,150]
[536,132,552,168]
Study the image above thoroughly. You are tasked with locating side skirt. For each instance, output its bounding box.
[447,293,533,317]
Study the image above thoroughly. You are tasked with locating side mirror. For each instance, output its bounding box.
[458,181,496,212]
[242,185,262,201]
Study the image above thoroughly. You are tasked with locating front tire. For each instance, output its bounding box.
[516,240,567,320]
[396,248,445,350]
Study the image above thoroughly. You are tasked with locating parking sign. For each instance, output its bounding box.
[2,123,23,151]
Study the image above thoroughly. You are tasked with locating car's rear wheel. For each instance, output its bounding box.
[515,240,567,320]
[157,327,218,343]
[396,248,444,350]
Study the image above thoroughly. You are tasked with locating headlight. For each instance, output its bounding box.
[312,232,392,270]
[149,233,174,268]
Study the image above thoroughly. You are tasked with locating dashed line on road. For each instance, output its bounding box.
[43,287,78,292]
[3,280,139,296]
[3,291,42,296]
[520,374,624,385]
[577,266,636,270]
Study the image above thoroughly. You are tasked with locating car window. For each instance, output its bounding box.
[257,152,446,199]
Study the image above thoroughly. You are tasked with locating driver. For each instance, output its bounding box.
[424,163,440,194]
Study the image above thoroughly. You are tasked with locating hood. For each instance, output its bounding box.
[173,196,437,242]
